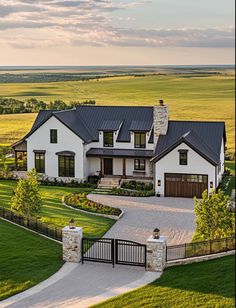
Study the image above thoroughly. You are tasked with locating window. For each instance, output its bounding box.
[103,131,113,147]
[179,150,188,165]
[50,129,57,144]
[134,159,146,171]
[35,152,45,173]
[134,132,146,148]
[58,155,74,177]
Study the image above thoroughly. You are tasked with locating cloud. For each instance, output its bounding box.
[0,0,234,49]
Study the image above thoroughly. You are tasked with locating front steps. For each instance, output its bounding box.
[97,177,121,189]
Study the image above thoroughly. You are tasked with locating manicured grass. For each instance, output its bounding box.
[0,180,115,238]
[0,74,234,153]
[0,219,63,300]
[94,256,235,308]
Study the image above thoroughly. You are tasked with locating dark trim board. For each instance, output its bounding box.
[164,173,208,198]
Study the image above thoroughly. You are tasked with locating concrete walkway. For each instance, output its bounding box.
[1,263,159,308]
[89,195,195,245]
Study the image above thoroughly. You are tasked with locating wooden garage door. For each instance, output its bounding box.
[165,173,208,198]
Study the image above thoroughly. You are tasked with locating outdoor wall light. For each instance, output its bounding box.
[69,218,76,229]
[158,180,161,186]
[210,181,213,188]
[153,228,160,239]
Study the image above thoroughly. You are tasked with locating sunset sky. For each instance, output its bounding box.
[0,0,235,66]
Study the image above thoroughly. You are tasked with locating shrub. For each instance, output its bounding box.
[111,188,155,197]
[121,180,153,191]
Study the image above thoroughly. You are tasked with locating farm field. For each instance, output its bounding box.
[0,219,63,300]
[95,255,235,308]
[0,180,114,237]
[0,74,235,153]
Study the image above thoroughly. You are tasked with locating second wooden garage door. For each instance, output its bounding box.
[165,173,208,198]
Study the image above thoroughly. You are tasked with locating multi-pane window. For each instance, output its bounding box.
[134,132,146,148]
[103,131,114,147]
[179,150,188,165]
[134,159,146,171]
[58,155,75,177]
[50,129,58,144]
[35,152,45,173]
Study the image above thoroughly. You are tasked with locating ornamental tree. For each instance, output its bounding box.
[11,169,42,217]
[194,189,235,240]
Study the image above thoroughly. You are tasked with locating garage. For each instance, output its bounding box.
[165,173,208,198]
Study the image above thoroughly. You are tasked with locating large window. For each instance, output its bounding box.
[179,150,188,165]
[103,131,114,147]
[134,132,146,148]
[134,159,146,171]
[58,155,75,177]
[35,152,45,173]
[50,129,58,144]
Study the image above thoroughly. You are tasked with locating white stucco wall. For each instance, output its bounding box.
[26,116,85,180]
[154,142,217,196]
[217,138,225,185]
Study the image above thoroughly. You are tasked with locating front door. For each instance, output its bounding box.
[104,158,113,175]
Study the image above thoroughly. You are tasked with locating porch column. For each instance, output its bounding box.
[15,151,18,171]
[122,158,126,178]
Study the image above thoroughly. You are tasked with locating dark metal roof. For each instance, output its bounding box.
[152,121,225,165]
[99,120,123,131]
[33,150,46,153]
[86,148,154,158]
[129,120,152,132]
[56,151,75,156]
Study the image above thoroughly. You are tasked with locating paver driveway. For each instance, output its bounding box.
[89,194,196,245]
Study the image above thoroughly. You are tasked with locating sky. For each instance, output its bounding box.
[0,0,235,66]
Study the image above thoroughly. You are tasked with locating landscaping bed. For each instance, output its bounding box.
[64,192,122,216]
[111,180,155,197]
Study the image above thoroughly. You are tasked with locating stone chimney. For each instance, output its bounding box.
[153,100,169,144]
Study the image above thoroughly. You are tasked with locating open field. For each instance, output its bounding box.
[95,255,235,308]
[0,74,234,152]
[0,180,114,237]
[0,219,63,300]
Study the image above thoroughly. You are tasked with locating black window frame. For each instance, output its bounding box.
[134,159,146,171]
[35,152,45,173]
[179,150,188,165]
[58,155,75,177]
[134,132,146,148]
[50,129,58,144]
[103,131,114,147]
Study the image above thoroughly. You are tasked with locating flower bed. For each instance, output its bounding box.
[64,193,121,216]
[111,187,155,197]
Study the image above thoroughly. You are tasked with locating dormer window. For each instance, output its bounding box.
[104,131,114,147]
[179,150,188,165]
[134,132,146,148]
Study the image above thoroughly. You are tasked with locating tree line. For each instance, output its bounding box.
[0,98,96,114]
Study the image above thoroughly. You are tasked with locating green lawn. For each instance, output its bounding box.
[0,180,115,238]
[94,256,235,308]
[0,74,234,153]
[0,219,63,301]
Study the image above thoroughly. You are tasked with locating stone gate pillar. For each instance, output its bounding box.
[62,226,83,263]
[146,235,167,272]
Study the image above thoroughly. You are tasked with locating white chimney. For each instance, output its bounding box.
[153,100,169,144]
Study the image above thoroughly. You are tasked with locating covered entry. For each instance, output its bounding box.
[165,173,208,198]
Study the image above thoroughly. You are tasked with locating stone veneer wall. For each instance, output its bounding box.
[146,235,167,272]
[153,105,168,145]
[62,226,82,263]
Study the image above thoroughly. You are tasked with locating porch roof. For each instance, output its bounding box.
[86,148,154,158]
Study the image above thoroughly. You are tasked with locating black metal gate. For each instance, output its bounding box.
[115,239,146,267]
[82,238,146,268]
[82,238,114,265]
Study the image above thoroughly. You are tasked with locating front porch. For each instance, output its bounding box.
[12,140,27,171]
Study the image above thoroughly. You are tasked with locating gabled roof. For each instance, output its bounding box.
[23,106,154,143]
[152,121,226,166]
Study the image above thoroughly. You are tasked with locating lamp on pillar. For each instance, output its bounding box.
[153,228,160,239]
[69,218,76,229]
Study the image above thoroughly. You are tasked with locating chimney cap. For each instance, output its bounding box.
[159,99,164,106]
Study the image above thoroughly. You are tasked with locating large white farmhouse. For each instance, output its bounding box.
[13,101,226,198]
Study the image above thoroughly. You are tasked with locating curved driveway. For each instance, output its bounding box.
[89,194,196,245]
